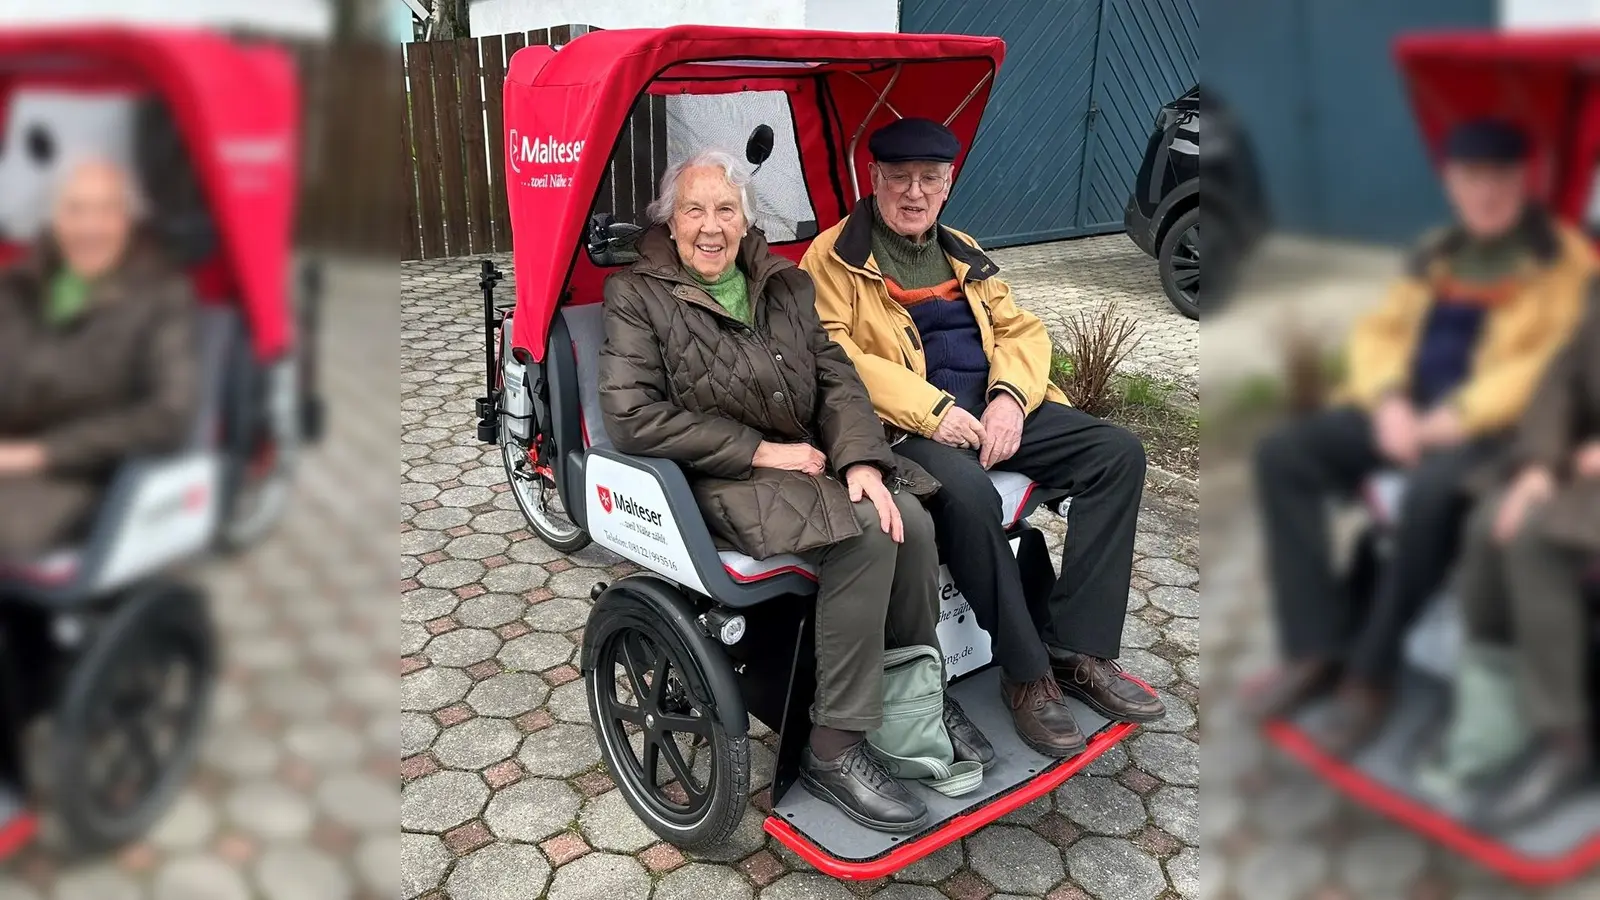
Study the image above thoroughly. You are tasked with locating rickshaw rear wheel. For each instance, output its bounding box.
[218,356,301,553]
[501,432,590,553]
[586,587,747,849]
[51,582,216,852]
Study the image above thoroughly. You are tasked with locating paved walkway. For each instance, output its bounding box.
[1202,459,1600,900]
[399,241,1200,900]
[0,260,399,900]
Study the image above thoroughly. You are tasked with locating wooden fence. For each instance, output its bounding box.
[294,41,400,257]
[402,24,668,261]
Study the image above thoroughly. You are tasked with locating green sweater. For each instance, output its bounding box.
[692,265,751,325]
[46,271,91,327]
[870,213,956,290]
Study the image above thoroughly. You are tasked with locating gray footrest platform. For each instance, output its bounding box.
[771,666,1117,863]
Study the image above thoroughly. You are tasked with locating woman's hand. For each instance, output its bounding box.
[1493,465,1555,545]
[845,464,903,543]
[752,440,826,476]
[0,441,47,477]
[1574,440,1600,479]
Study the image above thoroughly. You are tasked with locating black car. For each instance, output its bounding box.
[1125,85,1266,318]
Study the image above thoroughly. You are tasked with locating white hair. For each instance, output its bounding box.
[646,149,755,227]
[51,153,149,222]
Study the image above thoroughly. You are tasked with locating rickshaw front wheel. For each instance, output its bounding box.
[501,434,590,553]
[51,582,216,852]
[585,588,748,849]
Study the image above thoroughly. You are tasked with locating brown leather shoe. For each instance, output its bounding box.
[1242,658,1340,722]
[1001,674,1087,758]
[1048,648,1166,724]
[1311,681,1390,758]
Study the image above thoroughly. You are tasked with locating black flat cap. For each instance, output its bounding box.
[869,118,961,163]
[1444,118,1529,164]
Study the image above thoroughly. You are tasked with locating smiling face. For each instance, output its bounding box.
[669,165,746,279]
[871,160,952,239]
[1442,160,1529,241]
[51,159,136,280]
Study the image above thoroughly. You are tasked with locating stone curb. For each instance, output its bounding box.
[1146,464,1197,500]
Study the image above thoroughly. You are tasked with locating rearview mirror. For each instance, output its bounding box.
[746,124,775,167]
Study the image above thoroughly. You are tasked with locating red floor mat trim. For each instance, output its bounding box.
[0,812,37,861]
[1264,720,1600,887]
[766,719,1140,879]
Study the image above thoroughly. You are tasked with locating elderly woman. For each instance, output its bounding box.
[0,156,197,557]
[1432,286,1600,829]
[599,150,990,833]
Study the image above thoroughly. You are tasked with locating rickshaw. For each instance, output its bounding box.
[1261,29,1600,888]
[473,25,1148,878]
[0,27,323,858]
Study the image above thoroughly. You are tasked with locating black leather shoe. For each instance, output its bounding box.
[943,695,996,771]
[1048,648,1166,724]
[801,742,928,834]
[1472,737,1591,832]
[1001,675,1087,758]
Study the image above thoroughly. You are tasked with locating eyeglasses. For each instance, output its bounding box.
[879,170,950,195]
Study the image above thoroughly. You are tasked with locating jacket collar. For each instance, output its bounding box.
[629,223,793,316]
[1408,205,1565,278]
[4,231,169,307]
[833,197,1000,282]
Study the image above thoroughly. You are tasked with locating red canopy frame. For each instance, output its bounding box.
[1395,29,1600,229]
[0,28,299,359]
[503,25,1006,360]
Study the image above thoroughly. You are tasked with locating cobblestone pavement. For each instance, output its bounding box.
[399,252,1200,900]
[990,236,1196,397]
[1203,458,1600,900]
[0,260,399,899]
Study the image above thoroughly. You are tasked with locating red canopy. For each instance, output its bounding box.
[0,28,299,358]
[504,25,1005,359]
[1395,30,1600,223]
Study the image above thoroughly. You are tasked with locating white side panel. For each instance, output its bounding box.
[500,325,531,440]
[94,454,221,591]
[934,536,1019,678]
[585,455,708,596]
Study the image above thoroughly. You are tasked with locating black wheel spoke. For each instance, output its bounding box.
[619,634,656,702]
[656,712,710,737]
[642,734,662,788]
[658,735,704,800]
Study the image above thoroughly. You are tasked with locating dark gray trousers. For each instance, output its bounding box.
[801,491,940,731]
[1457,493,1592,734]
[1254,406,1502,682]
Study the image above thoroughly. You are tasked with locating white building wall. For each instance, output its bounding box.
[1499,0,1600,27]
[469,0,898,36]
[0,0,332,37]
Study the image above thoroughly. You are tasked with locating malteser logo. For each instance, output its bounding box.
[595,485,664,526]
[508,129,585,174]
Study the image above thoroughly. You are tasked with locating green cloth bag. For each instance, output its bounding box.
[1416,642,1530,809]
[865,645,984,798]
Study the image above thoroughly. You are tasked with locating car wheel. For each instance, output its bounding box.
[1158,207,1201,320]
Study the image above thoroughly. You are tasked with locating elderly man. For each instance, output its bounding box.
[0,156,197,557]
[1249,119,1596,756]
[801,118,1163,759]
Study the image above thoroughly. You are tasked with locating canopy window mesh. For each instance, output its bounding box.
[661,91,818,243]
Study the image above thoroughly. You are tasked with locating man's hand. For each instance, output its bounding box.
[1374,396,1421,466]
[1493,465,1555,545]
[0,441,46,477]
[1574,440,1600,479]
[931,406,985,450]
[1417,405,1466,450]
[752,441,826,476]
[845,463,903,542]
[979,393,1025,469]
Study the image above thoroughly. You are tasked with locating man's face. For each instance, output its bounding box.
[871,160,952,238]
[1442,160,1528,240]
[50,160,134,280]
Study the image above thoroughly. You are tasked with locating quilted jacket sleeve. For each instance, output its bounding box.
[789,270,897,477]
[1510,286,1596,472]
[598,274,764,479]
